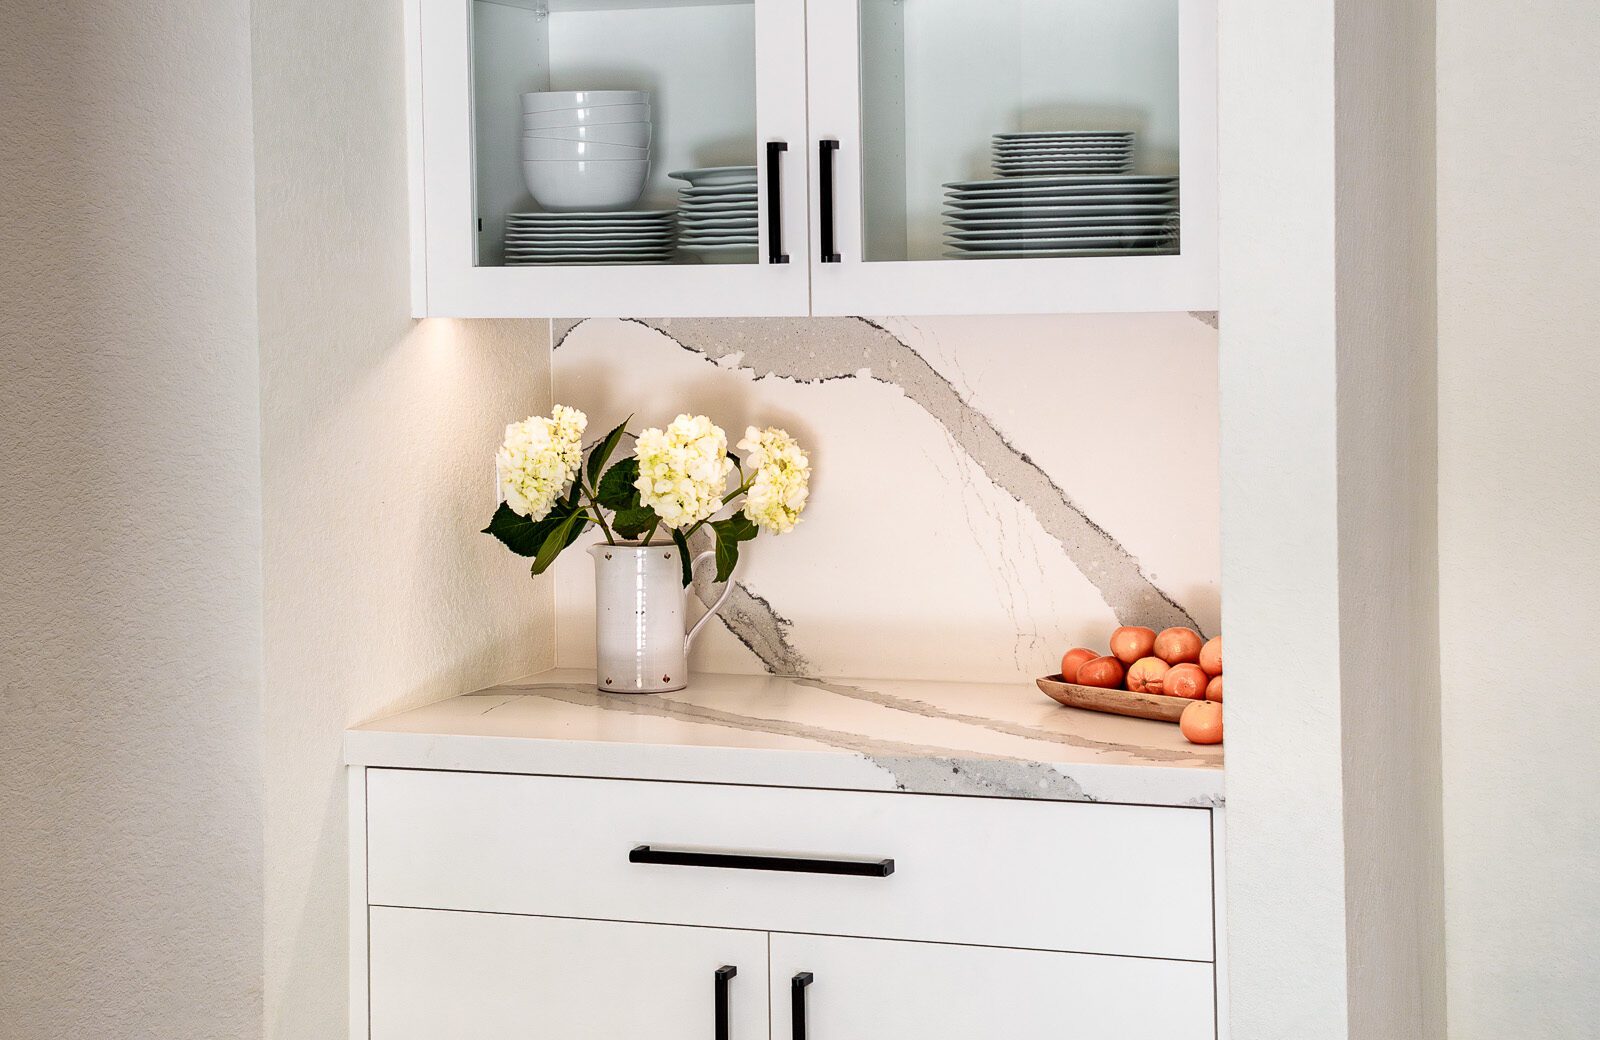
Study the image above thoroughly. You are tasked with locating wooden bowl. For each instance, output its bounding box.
[1036,674,1195,723]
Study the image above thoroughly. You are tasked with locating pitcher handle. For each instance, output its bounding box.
[685,549,736,650]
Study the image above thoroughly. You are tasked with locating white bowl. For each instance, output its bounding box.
[522,138,648,161]
[523,104,651,130]
[522,90,649,113]
[522,159,650,211]
[521,121,652,148]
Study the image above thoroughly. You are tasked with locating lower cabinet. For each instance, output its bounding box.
[357,769,1222,1039]
[369,906,768,1040]
[769,933,1215,1040]
[367,905,1215,1040]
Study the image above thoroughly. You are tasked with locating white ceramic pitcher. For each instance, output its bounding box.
[588,543,734,693]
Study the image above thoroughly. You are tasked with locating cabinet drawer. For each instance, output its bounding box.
[366,768,1215,961]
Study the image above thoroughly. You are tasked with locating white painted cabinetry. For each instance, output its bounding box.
[405,0,1218,317]
[769,933,1216,1040]
[370,908,769,1040]
[354,767,1223,1039]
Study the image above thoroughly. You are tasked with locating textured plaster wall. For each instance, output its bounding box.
[0,1,264,1037]
[1437,2,1600,1035]
[250,0,555,1036]
[551,313,1221,683]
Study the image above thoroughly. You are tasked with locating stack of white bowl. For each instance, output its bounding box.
[522,91,652,212]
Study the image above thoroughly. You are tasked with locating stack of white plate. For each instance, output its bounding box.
[522,91,652,212]
[670,166,757,263]
[504,210,676,266]
[942,174,1180,259]
[991,131,1134,176]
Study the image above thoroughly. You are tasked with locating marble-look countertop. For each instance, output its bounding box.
[345,668,1223,807]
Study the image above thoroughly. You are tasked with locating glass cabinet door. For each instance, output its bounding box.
[412,0,810,317]
[806,0,1217,316]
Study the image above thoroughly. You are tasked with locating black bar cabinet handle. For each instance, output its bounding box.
[791,972,813,1040]
[715,965,737,1040]
[630,845,894,877]
[818,139,841,262]
[765,141,789,264]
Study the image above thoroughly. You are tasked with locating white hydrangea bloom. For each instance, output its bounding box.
[633,414,734,530]
[496,405,588,520]
[736,426,810,535]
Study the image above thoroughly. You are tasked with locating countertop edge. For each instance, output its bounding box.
[342,729,1224,809]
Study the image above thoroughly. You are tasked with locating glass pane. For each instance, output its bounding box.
[859,0,1181,262]
[471,0,759,268]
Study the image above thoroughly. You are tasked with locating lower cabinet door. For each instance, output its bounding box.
[769,933,1215,1040]
[369,906,768,1040]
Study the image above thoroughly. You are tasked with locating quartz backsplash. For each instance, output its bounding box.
[550,313,1219,683]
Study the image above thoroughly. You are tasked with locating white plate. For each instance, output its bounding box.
[992,161,1132,170]
[946,173,1177,189]
[681,196,758,207]
[508,237,676,247]
[508,223,671,231]
[678,208,758,219]
[943,246,1177,259]
[992,131,1134,140]
[679,242,760,253]
[993,145,1132,153]
[667,166,757,186]
[945,204,1178,221]
[948,195,1178,212]
[678,215,758,225]
[507,218,674,228]
[947,223,1174,240]
[508,209,673,219]
[678,235,758,245]
[680,184,759,196]
[948,234,1173,250]
[507,257,672,266]
[506,245,676,256]
[946,214,1173,229]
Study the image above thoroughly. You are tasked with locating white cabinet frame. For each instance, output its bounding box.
[408,0,812,318]
[405,0,1220,317]
[804,0,1218,316]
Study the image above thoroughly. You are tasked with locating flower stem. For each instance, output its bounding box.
[581,481,616,544]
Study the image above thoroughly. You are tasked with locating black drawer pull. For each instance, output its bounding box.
[791,972,813,1040]
[765,141,789,265]
[715,965,736,1040]
[818,139,841,263]
[629,845,894,877]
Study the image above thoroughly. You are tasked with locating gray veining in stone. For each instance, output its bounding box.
[556,316,1201,634]
[350,668,1221,806]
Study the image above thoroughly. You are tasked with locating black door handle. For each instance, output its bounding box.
[715,965,737,1040]
[765,141,789,264]
[791,972,813,1040]
[818,139,841,262]
[630,845,894,877]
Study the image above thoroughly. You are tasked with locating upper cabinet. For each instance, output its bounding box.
[405,0,1216,318]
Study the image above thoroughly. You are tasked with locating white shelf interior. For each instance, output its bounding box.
[470,0,756,266]
[860,0,1181,262]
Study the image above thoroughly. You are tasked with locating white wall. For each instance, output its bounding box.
[250,0,556,1036]
[0,1,263,1037]
[1437,2,1600,1036]
[1219,0,1442,1036]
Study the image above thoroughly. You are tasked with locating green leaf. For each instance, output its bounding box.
[710,510,759,583]
[596,457,641,511]
[482,501,567,558]
[670,528,694,587]
[612,507,656,541]
[531,505,588,576]
[585,416,631,487]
